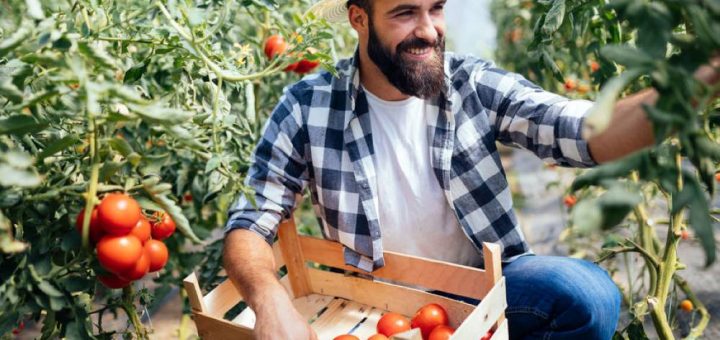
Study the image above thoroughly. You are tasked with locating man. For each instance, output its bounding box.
[223,0,720,339]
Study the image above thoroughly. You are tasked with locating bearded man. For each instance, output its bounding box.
[222,1,720,339]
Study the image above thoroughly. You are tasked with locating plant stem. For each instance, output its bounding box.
[81,115,101,250]
[674,275,710,339]
[122,286,149,339]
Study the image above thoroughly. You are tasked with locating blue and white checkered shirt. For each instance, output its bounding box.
[225,50,597,272]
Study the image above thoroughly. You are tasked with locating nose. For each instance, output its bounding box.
[414,12,439,43]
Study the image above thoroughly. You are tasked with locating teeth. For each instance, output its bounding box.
[407,48,430,55]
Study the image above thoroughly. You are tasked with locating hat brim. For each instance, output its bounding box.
[306,0,348,23]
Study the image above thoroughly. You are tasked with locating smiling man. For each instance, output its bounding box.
[222,0,718,339]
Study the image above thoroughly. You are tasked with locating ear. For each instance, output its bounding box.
[347,4,369,34]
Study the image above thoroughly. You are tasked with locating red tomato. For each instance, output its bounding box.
[411,303,449,339]
[151,211,176,240]
[264,35,287,60]
[294,59,319,74]
[715,172,720,183]
[563,79,576,91]
[333,335,359,340]
[284,61,299,72]
[11,321,24,335]
[480,329,494,340]
[120,249,150,281]
[130,216,151,244]
[428,325,455,340]
[97,235,143,274]
[563,195,577,208]
[367,335,389,340]
[75,207,104,244]
[98,273,131,289]
[145,239,169,272]
[97,193,142,235]
[589,60,600,73]
[377,312,411,337]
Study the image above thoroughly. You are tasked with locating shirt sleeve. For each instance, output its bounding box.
[224,89,308,244]
[473,61,598,167]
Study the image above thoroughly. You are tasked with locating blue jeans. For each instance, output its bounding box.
[501,255,621,339]
[441,255,621,340]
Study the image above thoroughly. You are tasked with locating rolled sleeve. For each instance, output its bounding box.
[474,62,597,167]
[224,90,308,243]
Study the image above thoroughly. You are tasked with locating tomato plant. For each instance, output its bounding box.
[0,0,343,338]
[493,0,720,338]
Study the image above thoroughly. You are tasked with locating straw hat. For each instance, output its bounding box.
[306,0,349,23]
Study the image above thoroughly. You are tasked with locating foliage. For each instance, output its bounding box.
[492,0,719,338]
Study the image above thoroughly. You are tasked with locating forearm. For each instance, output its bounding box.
[223,229,291,313]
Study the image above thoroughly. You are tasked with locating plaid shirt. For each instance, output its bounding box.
[225,50,597,272]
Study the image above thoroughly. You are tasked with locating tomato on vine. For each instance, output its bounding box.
[563,195,577,208]
[97,235,144,274]
[145,239,169,272]
[680,299,694,312]
[130,216,152,244]
[75,207,104,244]
[264,35,287,60]
[97,193,142,235]
[98,273,131,289]
[151,211,176,240]
[120,250,150,281]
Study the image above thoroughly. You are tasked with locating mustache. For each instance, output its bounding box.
[396,36,443,52]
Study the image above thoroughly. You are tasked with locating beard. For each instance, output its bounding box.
[366,21,446,99]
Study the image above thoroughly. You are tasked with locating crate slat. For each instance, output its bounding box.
[194,312,254,339]
[278,218,313,298]
[451,277,507,339]
[310,299,373,338]
[300,235,494,300]
[349,307,386,338]
[490,318,509,340]
[308,267,475,328]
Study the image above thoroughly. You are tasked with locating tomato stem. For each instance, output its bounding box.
[122,285,149,339]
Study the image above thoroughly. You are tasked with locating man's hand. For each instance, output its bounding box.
[252,290,318,340]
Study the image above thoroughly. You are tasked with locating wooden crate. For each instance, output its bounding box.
[184,217,508,339]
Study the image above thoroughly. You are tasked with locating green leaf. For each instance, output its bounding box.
[38,281,63,297]
[25,0,45,19]
[124,63,147,84]
[0,80,24,103]
[108,136,134,157]
[582,69,644,139]
[571,199,603,235]
[37,136,80,161]
[0,164,42,187]
[77,42,117,70]
[0,115,49,135]
[571,152,648,190]
[143,180,202,243]
[673,177,716,266]
[0,21,32,58]
[128,103,193,125]
[600,45,654,68]
[542,0,566,36]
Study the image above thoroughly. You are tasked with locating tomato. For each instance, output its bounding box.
[98,273,131,289]
[333,335,359,340]
[411,303,449,339]
[680,229,690,240]
[11,321,24,335]
[120,249,150,281]
[679,299,693,312]
[428,325,454,340]
[577,83,590,95]
[294,59,320,74]
[145,239,169,272]
[97,193,142,235]
[151,211,176,240]
[97,235,143,274]
[75,207,104,244]
[377,312,411,337]
[715,172,720,183]
[589,60,600,73]
[563,195,577,208]
[130,216,151,244]
[563,79,576,91]
[367,335,389,340]
[284,61,300,72]
[264,35,287,60]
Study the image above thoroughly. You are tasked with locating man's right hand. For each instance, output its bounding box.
[252,291,318,340]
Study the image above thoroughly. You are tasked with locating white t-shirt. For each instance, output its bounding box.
[364,88,483,268]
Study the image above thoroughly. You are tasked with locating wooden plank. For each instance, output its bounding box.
[231,293,335,329]
[351,307,386,338]
[203,277,244,318]
[307,268,475,328]
[299,235,495,300]
[490,318,509,340]
[193,311,254,340]
[451,277,507,339]
[391,328,422,340]
[272,240,285,270]
[311,299,373,339]
[183,272,207,313]
[278,218,313,298]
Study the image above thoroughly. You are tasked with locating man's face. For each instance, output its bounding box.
[363,0,447,99]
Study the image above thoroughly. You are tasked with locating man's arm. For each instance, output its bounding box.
[588,61,720,164]
[223,229,317,339]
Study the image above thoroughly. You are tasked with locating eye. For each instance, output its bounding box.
[396,10,413,17]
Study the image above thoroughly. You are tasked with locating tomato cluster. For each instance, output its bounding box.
[76,193,174,289]
[333,303,462,340]
[263,34,319,75]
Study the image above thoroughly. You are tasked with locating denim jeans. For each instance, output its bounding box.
[440,255,621,340]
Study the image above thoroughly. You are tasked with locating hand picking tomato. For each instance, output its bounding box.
[377,312,411,337]
[411,303,449,339]
[145,239,169,272]
[130,216,151,244]
[120,249,150,281]
[333,335,359,340]
[75,207,104,244]
[367,334,389,340]
[151,211,176,240]
[98,273,131,289]
[428,325,455,340]
[97,193,142,235]
[97,235,143,274]
[480,329,494,340]
[264,35,287,60]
